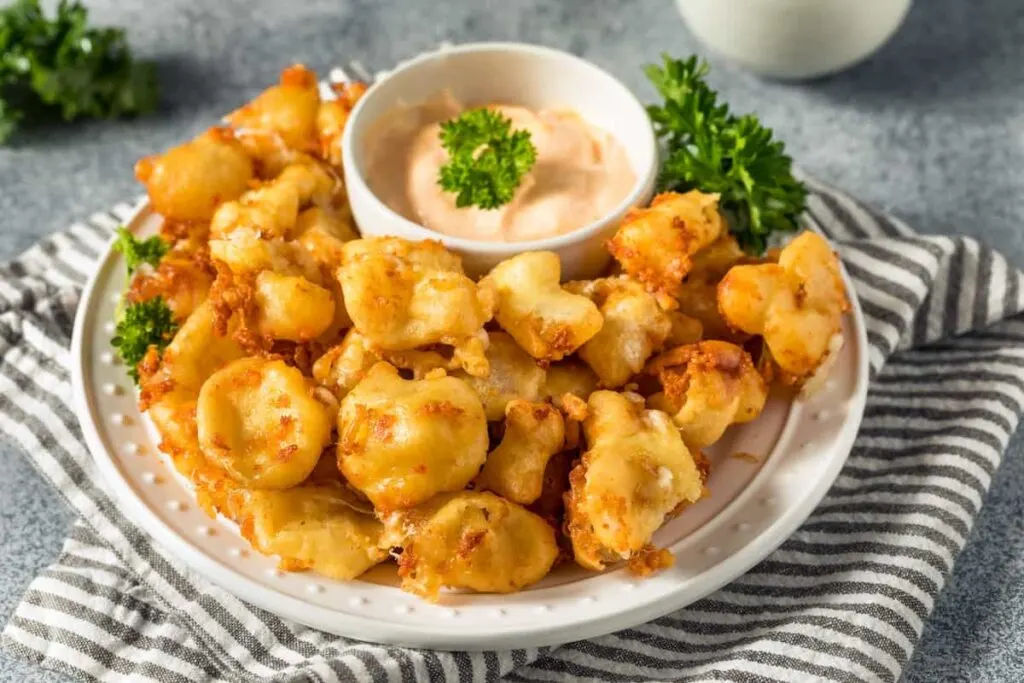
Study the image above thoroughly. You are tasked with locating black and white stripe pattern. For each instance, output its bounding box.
[2,178,1023,683]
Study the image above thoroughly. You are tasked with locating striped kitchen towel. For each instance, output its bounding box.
[2,173,1023,683]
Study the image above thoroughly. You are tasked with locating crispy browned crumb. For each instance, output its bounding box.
[560,393,588,422]
[627,545,675,577]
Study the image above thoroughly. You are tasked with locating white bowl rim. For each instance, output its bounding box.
[339,41,659,257]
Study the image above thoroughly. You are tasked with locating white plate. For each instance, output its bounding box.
[71,203,869,651]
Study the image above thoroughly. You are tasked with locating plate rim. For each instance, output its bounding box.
[70,202,870,650]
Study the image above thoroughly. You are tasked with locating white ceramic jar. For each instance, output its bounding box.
[676,0,913,79]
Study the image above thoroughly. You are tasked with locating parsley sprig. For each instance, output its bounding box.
[0,0,159,144]
[437,108,537,210]
[113,226,168,275]
[109,227,175,385]
[111,297,177,384]
[646,55,807,253]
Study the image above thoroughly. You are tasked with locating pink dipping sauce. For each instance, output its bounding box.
[362,92,637,243]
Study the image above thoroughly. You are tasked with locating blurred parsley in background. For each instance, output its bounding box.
[0,0,158,144]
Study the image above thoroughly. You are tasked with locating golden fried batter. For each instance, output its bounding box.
[126,237,214,322]
[196,357,333,489]
[227,64,321,152]
[627,545,675,577]
[253,271,335,342]
[140,300,245,408]
[476,401,565,505]
[209,231,322,281]
[481,251,602,361]
[135,127,253,222]
[673,234,748,343]
[293,205,359,269]
[311,328,379,400]
[565,391,703,571]
[718,231,849,388]
[235,129,308,179]
[675,279,737,342]
[452,331,546,421]
[381,491,558,601]
[202,159,353,346]
[313,329,455,401]
[566,276,672,388]
[526,450,575,526]
[210,161,339,243]
[558,392,589,423]
[337,362,488,511]
[607,191,725,306]
[316,81,367,166]
[338,237,494,376]
[665,311,704,347]
[224,484,385,579]
[646,341,768,449]
[140,301,246,514]
[688,234,746,281]
[541,360,599,409]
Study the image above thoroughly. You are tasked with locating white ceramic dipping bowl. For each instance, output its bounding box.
[340,42,658,280]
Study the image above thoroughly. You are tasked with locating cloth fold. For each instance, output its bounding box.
[2,177,1024,683]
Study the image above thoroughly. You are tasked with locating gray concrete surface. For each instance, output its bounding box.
[1,1,1022,681]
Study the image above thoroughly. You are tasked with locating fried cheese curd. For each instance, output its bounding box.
[338,237,495,376]
[674,234,747,342]
[139,300,246,513]
[381,491,558,601]
[451,331,546,421]
[224,485,385,579]
[205,67,365,350]
[565,391,704,572]
[646,341,768,450]
[135,127,254,223]
[196,357,333,489]
[337,362,488,512]
[205,160,356,347]
[476,400,565,505]
[317,81,368,166]
[718,231,850,388]
[566,276,672,388]
[607,190,726,307]
[227,64,321,152]
[311,328,380,400]
[126,236,214,322]
[312,329,455,401]
[480,251,603,361]
[542,360,599,408]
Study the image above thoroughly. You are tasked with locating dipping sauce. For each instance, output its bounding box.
[362,92,637,242]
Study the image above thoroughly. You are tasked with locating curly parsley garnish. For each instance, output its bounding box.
[113,226,168,275]
[110,297,177,384]
[646,55,807,253]
[0,0,159,144]
[437,108,537,210]
[110,226,173,384]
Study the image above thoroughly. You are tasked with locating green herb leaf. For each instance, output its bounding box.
[110,297,177,384]
[113,226,168,275]
[645,54,807,253]
[0,0,159,144]
[437,108,537,210]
